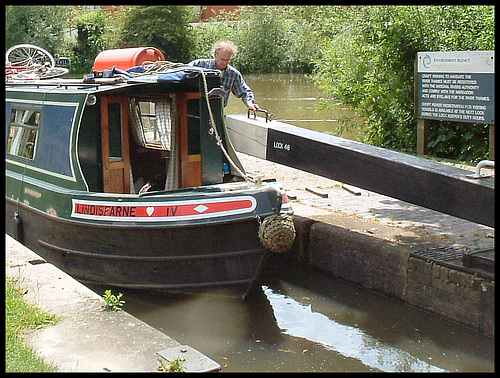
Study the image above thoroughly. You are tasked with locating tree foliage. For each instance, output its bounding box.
[5,5,72,56]
[232,6,303,73]
[70,9,109,74]
[307,5,495,161]
[4,5,495,161]
[191,6,318,73]
[113,6,195,62]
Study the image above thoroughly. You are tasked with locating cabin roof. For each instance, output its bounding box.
[6,79,142,95]
[5,66,221,96]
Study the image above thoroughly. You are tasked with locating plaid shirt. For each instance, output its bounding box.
[189,59,255,107]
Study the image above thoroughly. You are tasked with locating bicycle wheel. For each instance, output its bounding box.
[5,44,55,68]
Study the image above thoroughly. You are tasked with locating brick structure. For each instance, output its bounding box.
[192,6,240,22]
[406,256,494,337]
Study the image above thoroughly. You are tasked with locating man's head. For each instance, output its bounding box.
[212,41,238,71]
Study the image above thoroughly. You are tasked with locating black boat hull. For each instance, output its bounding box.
[6,199,269,298]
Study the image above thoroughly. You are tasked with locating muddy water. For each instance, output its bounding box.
[121,256,494,372]
[225,73,363,141]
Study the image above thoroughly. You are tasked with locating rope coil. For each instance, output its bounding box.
[258,213,296,254]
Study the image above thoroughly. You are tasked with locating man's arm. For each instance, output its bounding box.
[232,71,258,110]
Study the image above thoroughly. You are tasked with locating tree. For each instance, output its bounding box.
[70,9,109,74]
[114,6,195,62]
[191,6,318,74]
[5,5,72,56]
[308,5,495,161]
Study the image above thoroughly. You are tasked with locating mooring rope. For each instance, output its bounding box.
[258,213,296,253]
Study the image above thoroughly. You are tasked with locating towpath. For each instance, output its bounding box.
[238,152,494,251]
[5,237,219,372]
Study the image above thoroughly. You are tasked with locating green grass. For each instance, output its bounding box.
[5,277,60,372]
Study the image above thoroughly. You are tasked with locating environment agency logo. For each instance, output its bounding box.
[423,54,432,68]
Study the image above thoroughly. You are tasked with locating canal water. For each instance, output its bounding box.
[120,255,494,372]
[225,73,362,141]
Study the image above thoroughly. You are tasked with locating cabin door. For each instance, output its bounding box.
[177,92,202,188]
[101,97,131,193]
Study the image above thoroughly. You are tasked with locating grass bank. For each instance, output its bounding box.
[5,277,59,372]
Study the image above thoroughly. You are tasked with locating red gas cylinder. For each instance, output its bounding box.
[93,47,165,72]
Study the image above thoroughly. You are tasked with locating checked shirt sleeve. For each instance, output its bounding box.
[230,71,256,108]
[189,59,256,108]
[220,65,256,108]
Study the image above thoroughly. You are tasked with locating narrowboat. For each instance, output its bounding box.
[5,48,293,298]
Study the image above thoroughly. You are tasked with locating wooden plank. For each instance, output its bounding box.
[226,115,494,227]
[184,154,202,188]
[417,118,430,155]
[342,184,362,196]
[177,93,189,188]
[101,97,111,191]
[224,114,269,159]
[305,187,328,198]
[177,92,202,188]
[101,96,131,194]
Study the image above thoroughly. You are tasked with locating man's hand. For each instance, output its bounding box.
[248,103,259,112]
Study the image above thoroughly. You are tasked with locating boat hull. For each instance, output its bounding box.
[6,199,269,298]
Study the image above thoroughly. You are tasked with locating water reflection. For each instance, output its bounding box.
[118,256,494,372]
[264,286,444,372]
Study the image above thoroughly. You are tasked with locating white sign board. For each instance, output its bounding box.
[416,51,494,124]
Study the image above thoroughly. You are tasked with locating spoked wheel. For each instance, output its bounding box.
[6,44,69,80]
[5,43,55,68]
[38,66,69,79]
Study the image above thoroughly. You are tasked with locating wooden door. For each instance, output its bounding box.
[101,97,131,193]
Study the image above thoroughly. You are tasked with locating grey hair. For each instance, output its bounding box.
[211,41,238,58]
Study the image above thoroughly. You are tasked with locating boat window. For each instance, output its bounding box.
[187,98,201,155]
[108,102,123,160]
[129,98,173,150]
[7,107,41,160]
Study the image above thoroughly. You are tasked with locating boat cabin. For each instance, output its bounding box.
[6,68,242,197]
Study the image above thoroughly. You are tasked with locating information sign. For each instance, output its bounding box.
[416,51,494,124]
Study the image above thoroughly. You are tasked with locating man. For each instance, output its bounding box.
[189,41,259,112]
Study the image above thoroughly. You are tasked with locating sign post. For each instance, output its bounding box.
[415,51,495,158]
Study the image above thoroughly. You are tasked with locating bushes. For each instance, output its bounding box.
[5,6,72,58]
[191,6,318,73]
[7,5,493,161]
[308,5,495,161]
[113,6,194,62]
[190,11,236,61]
[68,6,196,74]
[192,5,494,160]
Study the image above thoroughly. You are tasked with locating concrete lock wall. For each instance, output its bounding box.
[285,216,494,338]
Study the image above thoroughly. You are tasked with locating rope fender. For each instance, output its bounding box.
[258,214,296,254]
